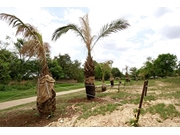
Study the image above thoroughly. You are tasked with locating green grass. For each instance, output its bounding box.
[77,103,121,120]
[0,80,115,103]
[1,77,180,126]
[0,82,86,102]
[146,103,180,120]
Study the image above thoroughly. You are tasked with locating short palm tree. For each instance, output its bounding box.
[52,14,130,99]
[99,60,112,91]
[0,13,56,115]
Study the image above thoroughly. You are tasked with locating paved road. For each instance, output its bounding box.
[0,88,85,111]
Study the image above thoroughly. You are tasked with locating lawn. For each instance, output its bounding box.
[0,80,112,102]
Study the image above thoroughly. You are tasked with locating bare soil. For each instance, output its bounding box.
[46,89,180,127]
[0,84,180,127]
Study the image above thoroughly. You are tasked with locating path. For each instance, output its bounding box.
[0,88,85,110]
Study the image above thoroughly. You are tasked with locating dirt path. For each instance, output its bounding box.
[0,88,85,110]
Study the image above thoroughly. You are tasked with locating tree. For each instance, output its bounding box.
[98,61,112,91]
[125,65,130,82]
[129,67,138,81]
[47,58,64,80]
[71,60,84,82]
[52,14,130,99]
[111,67,123,78]
[154,53,177,77]
[55,54,73,79]
[0,13,56,115]
[0,49,16,84]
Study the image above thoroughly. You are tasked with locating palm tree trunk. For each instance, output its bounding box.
[37,56,56,115]
[84,54,95,99]
[37,74,56,115]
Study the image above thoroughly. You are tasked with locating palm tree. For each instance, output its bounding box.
[0,13,56,115]
[52,14,130,99]
[100,60,112,91]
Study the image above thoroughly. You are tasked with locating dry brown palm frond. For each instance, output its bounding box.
[79,14,92,49]
[0,13,24,28]
[20,40,48,60]
[16,23,39,40]
[20,40,40,57]
[0,13,37,40]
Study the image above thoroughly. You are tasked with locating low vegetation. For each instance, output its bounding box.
[0,77,180,127]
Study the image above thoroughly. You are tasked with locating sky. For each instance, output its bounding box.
[0,0,180,73]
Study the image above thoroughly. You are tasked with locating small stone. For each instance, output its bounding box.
[59,119,64,123]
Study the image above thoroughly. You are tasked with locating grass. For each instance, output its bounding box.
[0,80,105,102]
[77,103,121,120]
[145,103,180,120]
[0,77,180,127]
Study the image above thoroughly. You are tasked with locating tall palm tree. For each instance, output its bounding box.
[52,14,130,99]
[0,13,56,115]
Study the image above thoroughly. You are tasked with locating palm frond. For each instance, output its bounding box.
[16,23,39,39]
[0,13,25,28]
[79,14,92,50]
[91,18,130,50]
[0,13,39,40]
[51,24,85,43]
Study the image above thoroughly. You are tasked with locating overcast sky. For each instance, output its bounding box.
[1,1,180,72]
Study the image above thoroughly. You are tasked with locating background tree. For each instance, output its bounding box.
[47,58,64,80]
[125,65,130,82]
[154,53,177,77]
[70,60,84,82]
[111,67,123,78]
[0,49,15,84]
[52,14,130,99]
[175,61,180,76]
[55,54,72,79]
[129,67,138,81]
[94,61,102,80]
[54,54,83,81]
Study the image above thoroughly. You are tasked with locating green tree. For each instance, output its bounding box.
[71,60,84,82]
[55,54,72,79]
[129,67,138,80]
[48,58,63,80]
[154,53,177,77]
[0,49,15,84]
[111,67,123,78]
[94,61,102,80]
[52,14,130,99]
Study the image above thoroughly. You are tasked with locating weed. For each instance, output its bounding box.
[77,103,121,120]
[146,103,180,120]
[127,117,139,127]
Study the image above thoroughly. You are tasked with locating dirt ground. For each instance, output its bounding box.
[1,84,180,127]
[46,86,180,127]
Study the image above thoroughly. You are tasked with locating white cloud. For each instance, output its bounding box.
[0,6,180,72]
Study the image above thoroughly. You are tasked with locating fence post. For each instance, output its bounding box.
[136,80,148,123]
[144,80,148,96]
[118,80,121,93]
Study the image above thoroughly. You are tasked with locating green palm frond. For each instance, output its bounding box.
[52,24,86,43]
[91,18,130,50]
